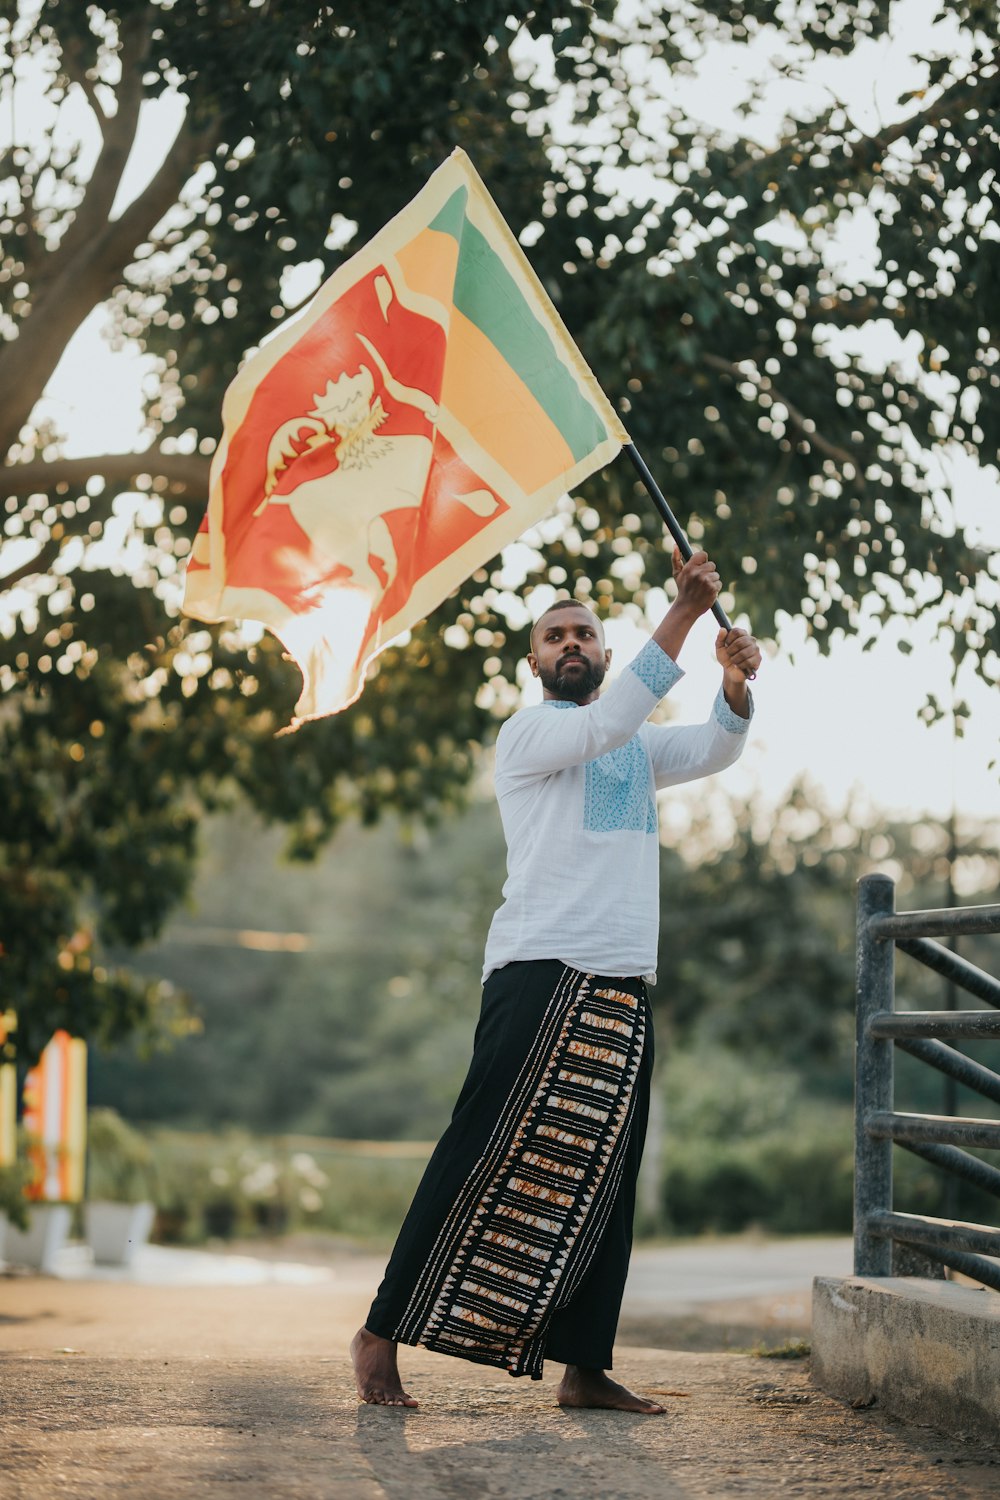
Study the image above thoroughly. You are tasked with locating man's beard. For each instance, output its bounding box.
[539,654,606,702]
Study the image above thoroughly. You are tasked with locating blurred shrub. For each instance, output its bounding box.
[0,1151,34,1230]
[663,1127,855,1236]
[95,1104,998,1249]
[656,1044,1000,1237]
[86,1107,158,1203]
[144,1128,431,1244]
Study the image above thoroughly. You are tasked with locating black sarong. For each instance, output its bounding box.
[366,959,651,1379]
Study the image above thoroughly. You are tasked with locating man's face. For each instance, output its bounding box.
[527,606,610,703]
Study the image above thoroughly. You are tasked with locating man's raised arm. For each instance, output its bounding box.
[497,551,733,779]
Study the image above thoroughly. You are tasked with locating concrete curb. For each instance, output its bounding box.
[811,1275,1000,1445]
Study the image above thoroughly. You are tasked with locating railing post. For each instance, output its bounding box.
[855,873,896,1274]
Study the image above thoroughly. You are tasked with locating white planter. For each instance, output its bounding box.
[1,1203,72,1272]
[84,1200,156,1266]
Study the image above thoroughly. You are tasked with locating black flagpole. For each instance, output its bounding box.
[624,443,732,632]
[623,443,755,678]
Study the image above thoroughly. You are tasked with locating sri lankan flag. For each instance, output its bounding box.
[183,148,629,725]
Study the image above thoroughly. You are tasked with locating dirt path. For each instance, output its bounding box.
[2,1268,998,1499]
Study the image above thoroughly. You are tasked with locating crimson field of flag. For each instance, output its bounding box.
[183,148,628,724]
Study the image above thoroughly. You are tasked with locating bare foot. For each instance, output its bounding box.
[350,1327,418,1407]
[556,1365,666,1414]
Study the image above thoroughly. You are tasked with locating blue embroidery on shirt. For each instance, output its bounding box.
[629,638,683,698]
[583,735,657,834]
[713,686,753,734]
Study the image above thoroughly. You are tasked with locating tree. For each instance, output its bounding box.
[656,781,1000,1071]
[86,784,1000,1136]
[89,801,506,1138]
[1,0,644,1057]
[1,0,997,1055]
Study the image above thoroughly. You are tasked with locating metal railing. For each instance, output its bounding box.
[855,872,1000,1290]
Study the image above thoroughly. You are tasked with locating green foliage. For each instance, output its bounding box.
[0,0,997,1054]
[85,1105,157,1203]
[87,786,1000,1155]
[89,802,503,1136]
[662,1117,856,1235]
[130,1110,1000,1247]
[0,1152,33,1229]
[658,1045,853,1233]
[657,785,1000,1068]
[144,1127,431,1245]
[658,1037,999,1238]
[83,770,999,1240]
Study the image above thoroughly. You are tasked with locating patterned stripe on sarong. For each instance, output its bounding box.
[392,967,646,1378]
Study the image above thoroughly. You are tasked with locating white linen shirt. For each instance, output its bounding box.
[482,638,752,983]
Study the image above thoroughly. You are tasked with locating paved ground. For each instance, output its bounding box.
[2,1239,999,1499]
[618,1236,852,1353]
[47,1233,854,1351]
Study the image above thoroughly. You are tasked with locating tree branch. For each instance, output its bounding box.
[79,73,110,135]
[1,447,211,591]
[701,353,863,475]
[51,12,150,264]
[0,6,220,461]
[731,59,998,185]
[0,112,214,459]
[804,293,883,329]
[1,450,211,499]
[0,537,63,591]
[860,57,998,159]
[101,115,216,277]
[59,34,110,140]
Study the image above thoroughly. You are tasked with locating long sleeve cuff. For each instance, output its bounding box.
[713,684,754,734]
[628,638,684,699]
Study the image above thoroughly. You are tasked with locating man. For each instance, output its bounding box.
[352,547,761,1411]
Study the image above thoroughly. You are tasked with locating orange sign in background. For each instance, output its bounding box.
[0,1010,16,1168]
[22,1029,87,1203]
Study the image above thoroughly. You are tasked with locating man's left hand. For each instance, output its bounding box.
[715,628,761,700]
